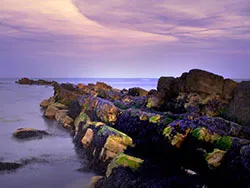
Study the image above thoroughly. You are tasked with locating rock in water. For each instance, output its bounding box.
[0,162,23,171]
[13,128,49,139]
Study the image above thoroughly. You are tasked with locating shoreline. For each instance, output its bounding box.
[16,69,250,187]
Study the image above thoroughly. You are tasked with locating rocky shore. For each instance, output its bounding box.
[16,69,250,187]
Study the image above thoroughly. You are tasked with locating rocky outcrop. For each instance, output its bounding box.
[35,69,250,188]
[16,78,55,86]
[156,69,238,116]
[13,128,49,139]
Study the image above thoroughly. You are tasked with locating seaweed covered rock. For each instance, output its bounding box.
[13,128,49,139]
[106,153,143,176]
[73,117,134,172]
[79,96,121,125]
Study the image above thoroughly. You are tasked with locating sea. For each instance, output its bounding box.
[0,78,158,188]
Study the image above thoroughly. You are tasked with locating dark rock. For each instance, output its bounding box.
[156,69,238,115]
[67,100,82,119]
[128,87,148,97]
[227,81,250,126]
[241,144,250,172]
[16,78,54,86]
[0,162,23,171]
[13,128,49,139]
[157,77,178,100]
[183,69,224,95]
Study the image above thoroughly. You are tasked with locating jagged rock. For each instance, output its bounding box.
[13,128,49,139]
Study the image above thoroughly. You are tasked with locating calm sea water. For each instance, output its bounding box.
[0,78,157,188]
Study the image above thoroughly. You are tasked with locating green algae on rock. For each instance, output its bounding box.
[106,153,144,177]
[206,149,226,169]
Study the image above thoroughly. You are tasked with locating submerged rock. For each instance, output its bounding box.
[13,128,49,139]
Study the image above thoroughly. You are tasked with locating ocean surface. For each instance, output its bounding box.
[0,78,157,188]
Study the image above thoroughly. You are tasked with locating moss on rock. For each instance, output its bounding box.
[206,149,226,169]
[74,112,90,128]
[149,115,161,124]
[106,153,144,177]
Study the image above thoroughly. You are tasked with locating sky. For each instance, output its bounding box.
[0,0,250,78]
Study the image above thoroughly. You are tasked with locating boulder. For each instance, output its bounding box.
[81,96,121,125]
[0,162,23,171]
[183,69,224,95]
[40,99,50,109]
[13,128,49,139]
[44,105,58,119]
[74,121,134,172]
[62,116,74,129]
[106,153,144,177]
[227,81,250,125]
[55,110,68,122]
[156,69,237,115]
[157,77,178,100]
[128,87,148,97]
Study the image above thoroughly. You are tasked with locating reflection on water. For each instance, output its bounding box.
[0,80,95,188]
